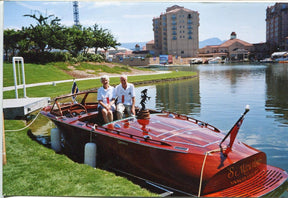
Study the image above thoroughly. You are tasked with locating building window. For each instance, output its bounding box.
[181,51,184,54]
[188,14,192,19]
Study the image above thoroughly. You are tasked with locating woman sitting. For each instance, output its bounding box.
[97,75,115,124]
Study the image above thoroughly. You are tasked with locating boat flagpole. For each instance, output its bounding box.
[71,79,79,103]
[219,105,250,154]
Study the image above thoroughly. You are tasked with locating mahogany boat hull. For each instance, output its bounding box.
[50,118,287,196]
[40,91,288,196]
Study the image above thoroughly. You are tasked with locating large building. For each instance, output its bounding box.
[152,5,199,58]
[266,3,288,51]
[198,32,254,61]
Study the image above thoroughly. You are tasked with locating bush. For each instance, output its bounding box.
[18,51,70,64]
[16,51,105,64]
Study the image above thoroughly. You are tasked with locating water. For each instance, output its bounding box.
[33,63,288,196]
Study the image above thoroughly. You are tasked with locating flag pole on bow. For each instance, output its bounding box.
[71,79,79,103]
[219,105,250,155]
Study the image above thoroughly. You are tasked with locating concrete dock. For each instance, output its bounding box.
[3,97,50,119]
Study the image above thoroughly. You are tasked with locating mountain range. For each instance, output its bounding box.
[120,37,225,50]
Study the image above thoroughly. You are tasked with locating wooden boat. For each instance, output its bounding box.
[41,90,288,197]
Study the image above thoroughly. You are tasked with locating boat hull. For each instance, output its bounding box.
[40,91,288,196]
[51,119,287,196]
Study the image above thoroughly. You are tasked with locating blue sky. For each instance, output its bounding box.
[4,1,275,44]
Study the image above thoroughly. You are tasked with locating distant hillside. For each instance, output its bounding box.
[120,38,225,50]
[199,37,225,48]
[120,42,147,50]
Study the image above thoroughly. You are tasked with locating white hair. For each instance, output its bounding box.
[120,75,127,80]
[100,75,109,82]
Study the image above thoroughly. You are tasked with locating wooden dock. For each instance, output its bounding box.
[3,97,50,119]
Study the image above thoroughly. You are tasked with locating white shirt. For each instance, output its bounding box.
[97,86,115,107]
[115,83,135,105]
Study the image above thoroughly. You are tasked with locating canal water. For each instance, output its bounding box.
[32,63,288,196]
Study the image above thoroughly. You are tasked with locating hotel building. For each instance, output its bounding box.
[152,5,199,58]
[266,3,288,51]
[198,32,254,61]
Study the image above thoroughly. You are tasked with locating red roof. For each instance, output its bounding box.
[147,40,154,45]
[219,39,253,48]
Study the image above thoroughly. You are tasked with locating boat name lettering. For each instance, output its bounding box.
[227,157,262,180]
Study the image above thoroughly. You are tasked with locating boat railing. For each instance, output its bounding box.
[86,123,172,147]
[165,111,221,133]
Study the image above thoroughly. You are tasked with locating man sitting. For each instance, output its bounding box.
[115,75,135,119]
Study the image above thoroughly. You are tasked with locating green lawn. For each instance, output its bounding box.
[3,62,146,87]
[3,62,72,87]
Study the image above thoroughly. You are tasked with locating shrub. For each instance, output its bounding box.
[17,51,70,64]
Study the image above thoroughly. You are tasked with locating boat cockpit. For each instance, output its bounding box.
[46,91,159,126]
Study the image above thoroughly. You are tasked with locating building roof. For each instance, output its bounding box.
[219,38,253,48]
[166,7,196,14]
[146,40,154,45]
[165,5,196,14]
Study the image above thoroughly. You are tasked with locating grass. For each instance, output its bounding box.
[3,61,198,196]
[3,120,156,196]
[3,71,197,99]
[3,62,72,87]
[3,62,138,87]
[76,62,132,74]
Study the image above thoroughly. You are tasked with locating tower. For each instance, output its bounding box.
[73,1,80,27]
[230,32,237,39]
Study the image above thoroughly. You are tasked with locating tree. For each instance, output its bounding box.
[5,11,120,62]
[63,25,93,56]
[89,24,120,53]
[4,29,18,61]
[24,12,62,52]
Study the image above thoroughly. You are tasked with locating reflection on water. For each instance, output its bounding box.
[32,63,288,196]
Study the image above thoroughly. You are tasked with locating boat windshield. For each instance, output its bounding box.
[50,91,98,116]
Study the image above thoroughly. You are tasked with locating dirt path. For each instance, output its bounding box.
[64,62,156,78]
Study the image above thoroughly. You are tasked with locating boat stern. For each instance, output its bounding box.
[202,152,288,197]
